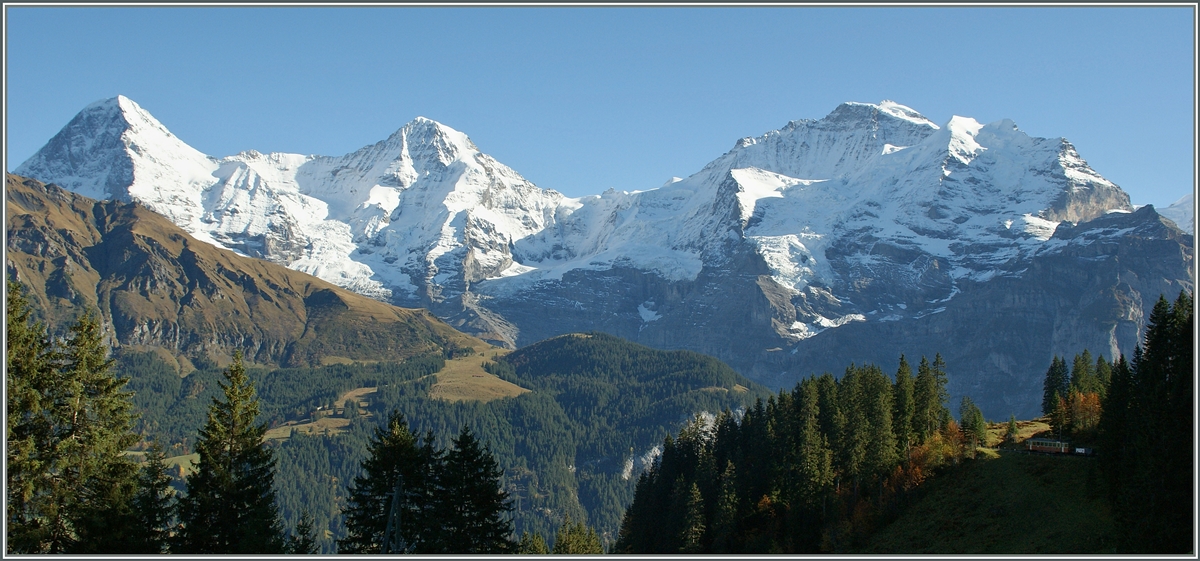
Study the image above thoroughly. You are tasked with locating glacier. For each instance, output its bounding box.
[16,96,1139,338]
[17,95,1192,420]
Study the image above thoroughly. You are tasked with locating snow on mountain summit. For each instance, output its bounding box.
[15,97,1137,342]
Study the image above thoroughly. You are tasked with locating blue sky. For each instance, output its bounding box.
[4,6,1195,207]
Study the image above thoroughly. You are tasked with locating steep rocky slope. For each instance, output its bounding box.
[5,173,484,369]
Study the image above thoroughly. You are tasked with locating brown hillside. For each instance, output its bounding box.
[5,173,484,368]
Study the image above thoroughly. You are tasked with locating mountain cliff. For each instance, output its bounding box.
[5,173,484,369]
[14,98,1193,417]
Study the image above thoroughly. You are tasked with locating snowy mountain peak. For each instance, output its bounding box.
[872,100,941,129]
[944,115,986,165]
[15,96,217,206]
[825,100,940,131]
[16,96,1147,352]
[1160,192,1195,235]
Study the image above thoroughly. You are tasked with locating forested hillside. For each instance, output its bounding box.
[611,292,1194,554]
[21,312,769,552]
[7,267,1190,553]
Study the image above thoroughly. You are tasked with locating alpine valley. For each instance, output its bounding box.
[12,96,1194,419]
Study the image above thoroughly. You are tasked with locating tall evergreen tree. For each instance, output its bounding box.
[1099,292,1193,552]
[1042,356,1070,416]
[429,426,514,553]
[57,311,142,553]
[516,531,549,554]
[173,351,285,554]
[1070,350,1098,395]
[338,411,435,553]
[708,461,741,553]
[891,355,915,455]
[913,356,945,444]
[6,278,59,553]
[677,481,706,554]
[128,444,175,553]
[552,515,604,554]
[286,512,320,554]
[5,282,141,554]
[958,397,987,449]
[1094,354,1112,400]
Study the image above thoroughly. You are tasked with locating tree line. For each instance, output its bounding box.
[1095,292,1192,553]
[7,278,608,554]
[612,353,975,553]
[1034,291,1192,553]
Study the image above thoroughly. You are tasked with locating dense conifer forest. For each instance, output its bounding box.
[6,275,1193,554]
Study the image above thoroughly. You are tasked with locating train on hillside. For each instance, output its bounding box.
[1025,438,1094,455]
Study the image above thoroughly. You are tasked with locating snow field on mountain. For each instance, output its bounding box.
[17,96,1144,330]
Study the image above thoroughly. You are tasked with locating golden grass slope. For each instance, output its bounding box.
[428,344,528,403]
[5,173,485,368]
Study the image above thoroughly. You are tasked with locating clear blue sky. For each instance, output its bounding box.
[4,6,1195,208]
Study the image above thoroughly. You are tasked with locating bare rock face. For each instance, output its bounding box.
[5,174,484,369]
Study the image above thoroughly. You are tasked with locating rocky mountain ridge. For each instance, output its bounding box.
[13,97,1193,417]
[5,173,484,370]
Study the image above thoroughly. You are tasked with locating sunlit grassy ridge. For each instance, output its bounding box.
[859,449,1114,554]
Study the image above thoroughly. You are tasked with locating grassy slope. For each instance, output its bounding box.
[6,173,484,368]
[427,345,528,403]
[860,447,1115,554]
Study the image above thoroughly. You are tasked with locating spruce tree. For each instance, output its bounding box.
[958,397,987,449]
[517,531,549,554]
[552,514,604,554]
[1070,350,1098,395]
[1111,293,1194,552]
[57,311,142,553]
[173,351,285,554]
[1042,356,1070,416]
[6,278,59,553]
[677,481,706,554]
[913,356,936,444]
[429,426,514,553]
[1094,354,1112,400]
[708,461,741,553]
[338,411,437,553]
[128,444,175,553]
[892,355,915,454]
[5,283,141,554]
[286,512,319,554]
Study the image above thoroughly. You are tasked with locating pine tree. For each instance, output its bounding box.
[708,461,741,553]
[1005,414,1019,444]
[552,514,604,554]
[6,278,59,553]
[913,356,936,444]
[127,444,175,553]
[5,282,141,554]
[429,426,514,553]
[57,311,142,553]
[958,397,987,450]
[797,380,834,508]
[338,411,435,553]
[516,531,549,554]
[1070,350,1098,394]
[891,355,915,454]
[1094,354,1112,400]
[286,512,319,554]
[1109,292,1194,552]
[173,351,285,554]
[677,481,706,553]
[1042,356,1070,416]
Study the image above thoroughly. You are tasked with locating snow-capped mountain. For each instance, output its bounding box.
[14,96,1192,418]
[1160,192,1194,235]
